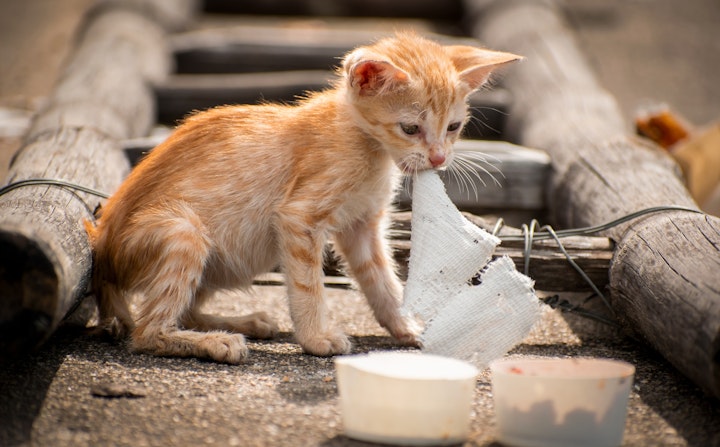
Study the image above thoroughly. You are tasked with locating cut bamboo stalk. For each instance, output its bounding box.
[468,0,720,397]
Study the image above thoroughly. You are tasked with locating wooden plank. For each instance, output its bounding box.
[171,25,365,74]
[170,25,478,74]
[155,70,510,129]
[163,26,511,130]
[0,1,194,360]
[155,71,332,124]
[202,0,463,21]
[470,0,720,397]
[395,140,550,214]
[387,212,613,293]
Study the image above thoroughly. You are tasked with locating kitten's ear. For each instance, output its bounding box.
[347,59,410,96]
[446,45,522,92]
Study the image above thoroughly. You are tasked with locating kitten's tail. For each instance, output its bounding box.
[83,219,135,339]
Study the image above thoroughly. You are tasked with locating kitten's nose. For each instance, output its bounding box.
[429,150,446,168]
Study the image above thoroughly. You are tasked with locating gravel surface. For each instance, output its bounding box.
[2,287,720,446]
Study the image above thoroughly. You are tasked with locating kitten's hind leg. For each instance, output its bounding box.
[127,204,249,364]
[182,290,279,339]
[94,281,134,339]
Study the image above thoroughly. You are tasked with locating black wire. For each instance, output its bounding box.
[0,178,111,199]
[497,205,703,242]
[499,205,704,326]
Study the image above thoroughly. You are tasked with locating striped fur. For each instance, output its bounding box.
[85,32,520,363]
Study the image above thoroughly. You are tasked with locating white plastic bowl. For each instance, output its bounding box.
[490,357,635,447]
[334,352,479,445]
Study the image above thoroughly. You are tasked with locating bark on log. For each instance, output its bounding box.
[469,0,720,397]
[0,1,197,360]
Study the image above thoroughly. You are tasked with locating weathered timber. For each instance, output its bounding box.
[265,208,612,293]
[171,25,478,74]
[203,0,463,20]
[162,23,511,133]
[470,0,720,397]
[0,1,198,360]
[0,129,128,358]
[155,70,509,131]
[155,71,332,124]
[395,140,550,220]
[388,212,613,292]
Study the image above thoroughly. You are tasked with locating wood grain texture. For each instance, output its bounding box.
[470,0,720,396]
[0,1,196,359]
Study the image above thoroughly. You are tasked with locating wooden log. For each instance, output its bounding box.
[91,0,199,32]
[469,0,720,397]
[0,1,196,360]
[0,129,129,359]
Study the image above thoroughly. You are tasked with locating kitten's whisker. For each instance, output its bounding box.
[447,157,481,201]
[450,158,483,199]
[402,172,413,198]
[453,151,504,188]
[466,106,507,136]
[456,148,503,167]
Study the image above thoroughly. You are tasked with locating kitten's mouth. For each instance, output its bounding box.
[398,160,448,174]
[398,156,432,174]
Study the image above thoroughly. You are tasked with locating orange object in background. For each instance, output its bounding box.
[636,107,690,149]
[636,106,720,210]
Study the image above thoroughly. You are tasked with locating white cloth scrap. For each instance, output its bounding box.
[402,170,540,367]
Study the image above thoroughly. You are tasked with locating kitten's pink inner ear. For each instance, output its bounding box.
[351,60,409,96]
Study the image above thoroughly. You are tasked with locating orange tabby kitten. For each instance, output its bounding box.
[85,32,520,364]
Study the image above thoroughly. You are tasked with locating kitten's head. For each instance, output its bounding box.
[341,32,521,173]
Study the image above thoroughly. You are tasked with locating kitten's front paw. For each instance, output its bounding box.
[297,330,352,357]
[385,317,423,348]
[393,331,422,348]
[197,332,249,364]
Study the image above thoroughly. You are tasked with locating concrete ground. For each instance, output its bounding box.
[1,1,719,446]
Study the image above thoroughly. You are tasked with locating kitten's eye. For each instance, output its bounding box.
[400,123,420,136]
[447,122,462,132]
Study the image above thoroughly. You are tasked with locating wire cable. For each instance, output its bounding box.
[0,178,111,199]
